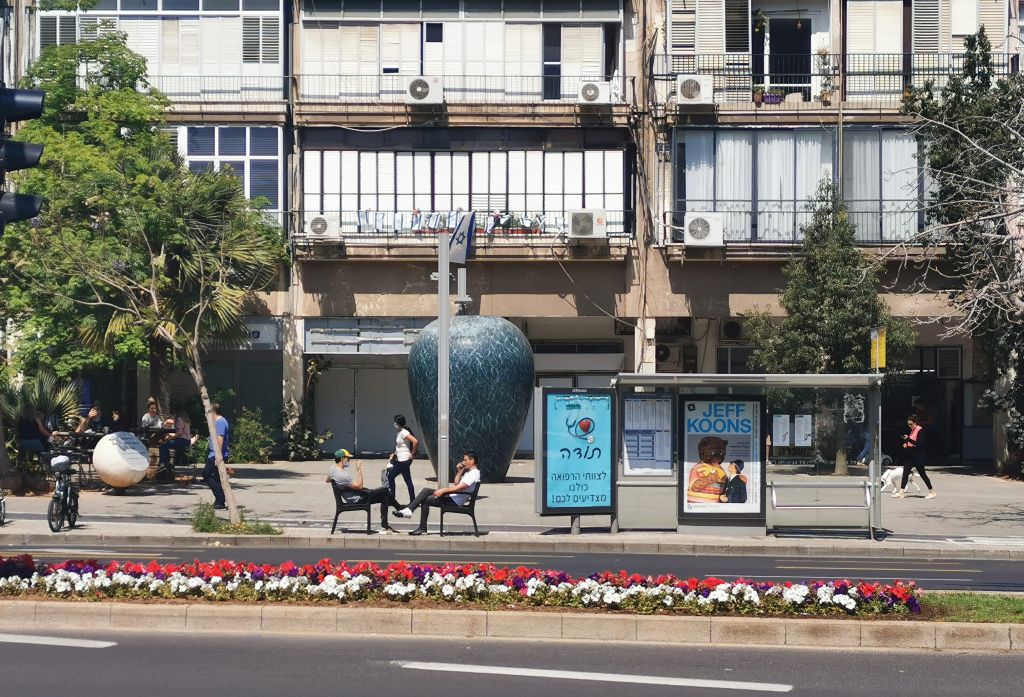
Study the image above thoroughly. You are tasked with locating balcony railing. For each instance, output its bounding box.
[675,200,921,244]
[146,75,289,103]
[295,210,634,245]
[297,74,630,104]
[659,53,1018,108]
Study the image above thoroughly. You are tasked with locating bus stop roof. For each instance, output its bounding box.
[612,373,884,389]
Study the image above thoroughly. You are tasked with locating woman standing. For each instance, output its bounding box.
[893,414,937,499]
[387,414,418,506]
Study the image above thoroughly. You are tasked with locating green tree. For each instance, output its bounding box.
[903,28,1024,476]
[746,181,916,473]
[5,34,287,521]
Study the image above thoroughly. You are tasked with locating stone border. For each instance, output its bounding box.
[1,600,1020,652]
[2,531,1023,561]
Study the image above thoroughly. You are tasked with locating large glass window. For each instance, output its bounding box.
[184,126,282,210]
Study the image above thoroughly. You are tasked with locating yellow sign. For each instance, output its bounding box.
[870,327,887,370]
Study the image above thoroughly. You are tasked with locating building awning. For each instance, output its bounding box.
[612,373,884,389]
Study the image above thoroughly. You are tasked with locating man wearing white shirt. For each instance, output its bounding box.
[397,450,481,536]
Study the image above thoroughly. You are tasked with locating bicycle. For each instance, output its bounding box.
[47,454,81,533]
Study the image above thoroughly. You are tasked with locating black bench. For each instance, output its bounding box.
[329,481,373,534]
[439,482,482,537]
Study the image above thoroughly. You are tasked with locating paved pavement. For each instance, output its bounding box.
[3,459,1024,551]
[1,631,1021,696]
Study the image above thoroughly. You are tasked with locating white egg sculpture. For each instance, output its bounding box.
[92,432,151,488]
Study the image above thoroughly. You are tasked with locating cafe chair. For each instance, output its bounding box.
[439,483,482,537]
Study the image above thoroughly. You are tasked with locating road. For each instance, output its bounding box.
[0,631,1019,696]
[6,543,1024,591]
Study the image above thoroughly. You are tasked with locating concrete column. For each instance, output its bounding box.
[282,315,305,427]
[633,318,657,373]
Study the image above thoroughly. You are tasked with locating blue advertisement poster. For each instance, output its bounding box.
[541,388,615,516]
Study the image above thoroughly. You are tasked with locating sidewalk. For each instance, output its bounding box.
[3,459,1024,558]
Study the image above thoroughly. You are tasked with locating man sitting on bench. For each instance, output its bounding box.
[396,450,481,536]
[326,449,401,534]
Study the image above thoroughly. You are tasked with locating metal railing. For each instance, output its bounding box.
[146,75,289,103]
[294,209,634,244]
[297,74,630,104]
[659,52,1018,108]
[673,199,922,244]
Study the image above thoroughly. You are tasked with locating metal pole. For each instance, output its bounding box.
[437,230,451,489]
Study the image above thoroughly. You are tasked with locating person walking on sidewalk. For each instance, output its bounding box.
[204,404,231,510]
[893,414,936,500]
[327,448,401,534]
[397,450,481,536]
[387,414,419,505]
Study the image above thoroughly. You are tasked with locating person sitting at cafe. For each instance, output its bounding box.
[76,403,112,433]
[17,404,51,454]
[140,400,163,429]
[159,412,192,473]
[327,448,402,534]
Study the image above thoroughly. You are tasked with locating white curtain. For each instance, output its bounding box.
[843,131,881,242]
[715,132,752,240]
[756,132,796,241]
[795,130,835,238]
[881,131,920,241]
[684,131,715,210]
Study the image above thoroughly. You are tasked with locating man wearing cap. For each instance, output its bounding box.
[720,460,748,504]
[326,449,401,534]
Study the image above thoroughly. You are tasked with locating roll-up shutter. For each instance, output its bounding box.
[669,0,696,54]
[696,0,725,54]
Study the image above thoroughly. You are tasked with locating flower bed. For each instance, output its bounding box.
[0,555,921,617]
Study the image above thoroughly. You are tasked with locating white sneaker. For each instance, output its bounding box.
[925,491,937,499]
[396,508,413,518]
[891,491,904,498]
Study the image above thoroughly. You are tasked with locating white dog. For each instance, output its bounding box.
[880,466,921,494]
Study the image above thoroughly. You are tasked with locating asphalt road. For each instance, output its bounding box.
[7,543,1024,591]
[0,631,1019,696]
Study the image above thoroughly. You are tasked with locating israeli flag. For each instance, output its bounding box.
[449,210,475,265]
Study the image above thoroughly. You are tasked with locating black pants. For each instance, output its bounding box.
[203,456,226,507]
[358,486,399,526]
[406,487,455,528]
[901,461,933,490]
[387,459,415,504]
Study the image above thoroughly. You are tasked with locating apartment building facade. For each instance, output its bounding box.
[12,0,1017,462]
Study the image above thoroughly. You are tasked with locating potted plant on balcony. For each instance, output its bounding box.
[816,48,836,106]
[752,9,768,34]
[763,87,784,105]
[753,84,765,106]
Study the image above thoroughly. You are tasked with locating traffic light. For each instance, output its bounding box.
[0,87,45,231]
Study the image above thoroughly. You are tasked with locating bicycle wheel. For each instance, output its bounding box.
[66,492,79,529]
[47,498,64,533]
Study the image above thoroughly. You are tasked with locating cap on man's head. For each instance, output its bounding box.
[732,459,745,472]
[334,448,353,461]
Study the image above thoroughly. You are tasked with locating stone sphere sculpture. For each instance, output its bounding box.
[408,315,534,483]
[92,432,151,489]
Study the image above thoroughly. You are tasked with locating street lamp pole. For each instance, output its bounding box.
[437,229,451,489]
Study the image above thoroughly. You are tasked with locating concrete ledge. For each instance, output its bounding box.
[0,600,1019,652]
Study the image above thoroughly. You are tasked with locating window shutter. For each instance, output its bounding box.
[381,23,420,73]
[243,17,261,64]
[504,23,542,77]
[847,1,903,52]
[724,0,749,52]
[40,17,58,50]
[875,1,904,52]
[262,17,281,64]
[59,16,78,46]
[847,1,878,52]
[913,0,941,52]
[950,0,979,37]
[580,25,603,77]
[443,22,465,77]
[670,0,696,54]
[696,0,725,53]
[977,0,1008,49]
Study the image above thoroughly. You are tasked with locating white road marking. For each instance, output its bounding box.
[0,634,117,649]
[708,573,985,583]
[395,661,793,693]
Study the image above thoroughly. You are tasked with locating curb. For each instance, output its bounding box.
[1,600,1020,652]
[2,531,1023,561]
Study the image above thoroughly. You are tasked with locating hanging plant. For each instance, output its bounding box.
[752,9,768,33]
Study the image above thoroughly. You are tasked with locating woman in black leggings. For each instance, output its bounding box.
[893,414,936,499]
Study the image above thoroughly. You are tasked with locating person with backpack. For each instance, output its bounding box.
[387,414,418,506]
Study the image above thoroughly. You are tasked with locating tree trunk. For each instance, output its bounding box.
[186,348,240,524]
[833,398,849,476]
[148,337,171,416]
[993,351,1020,476]
[0,417,17,488]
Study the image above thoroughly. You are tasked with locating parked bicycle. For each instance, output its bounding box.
[47,453,80,533]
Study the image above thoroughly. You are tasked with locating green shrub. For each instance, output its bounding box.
[230,407,274,464]
[190,501,282,535]
[283,402,332,461]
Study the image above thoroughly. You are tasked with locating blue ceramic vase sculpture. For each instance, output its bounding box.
[407,316,534,483]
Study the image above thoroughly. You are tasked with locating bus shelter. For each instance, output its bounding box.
[534,374,886,539]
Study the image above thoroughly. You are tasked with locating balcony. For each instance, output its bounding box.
[293,209,634,260]
[146,75,289,120]
[673,200,921,247]
[659,53,1018,114]
[293,74,633,127]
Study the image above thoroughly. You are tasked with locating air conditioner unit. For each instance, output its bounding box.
[720,319,746,343]
[682,212,724,247]
[403,76,444,105]
[675,74,714,105]
[578,80,613,105]
[568,209,608,240]
[655,342,681,372]
[304,213,341,238]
